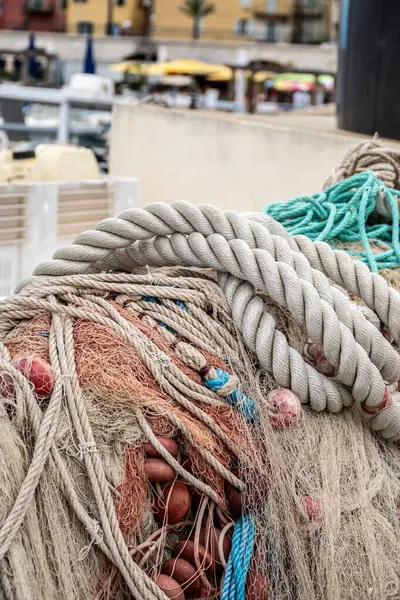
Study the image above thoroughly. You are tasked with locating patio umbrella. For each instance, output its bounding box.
[27,32,39,79]
[157,59,225,76]
[253,70,275,83]
[110,61,142,74]
[317,74,335,91]
[207,66,233,81]
[207,67,275,83]
[83,35,96,74]
[109,62,163,76]
[273,73,315,92]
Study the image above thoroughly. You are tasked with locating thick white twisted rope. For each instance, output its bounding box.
[26,202,400,441]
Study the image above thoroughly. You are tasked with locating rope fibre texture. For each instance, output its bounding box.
[263,171,400,273]
[323,139,400,191]
[26,201,400,441]
[0,273,259,600]
[208,364,256,599]
[221,516,255,600]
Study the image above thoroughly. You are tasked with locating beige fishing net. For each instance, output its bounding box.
[2,141,400,600]
[0,264,399,600]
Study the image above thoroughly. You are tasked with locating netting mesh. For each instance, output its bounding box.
[0,268,399,599]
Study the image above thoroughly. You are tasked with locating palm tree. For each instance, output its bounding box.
[179,0,216,40]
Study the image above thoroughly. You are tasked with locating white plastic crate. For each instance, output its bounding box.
[0,178,140,295]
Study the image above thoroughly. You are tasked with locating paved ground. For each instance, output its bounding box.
[199,104,400,146]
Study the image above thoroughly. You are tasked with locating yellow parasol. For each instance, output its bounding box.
[109,62,164,76]
[207,68,275,83]
[207,66,233,82]
[156,59,225,76]
[252,70,275,83]
[109,61,142,73]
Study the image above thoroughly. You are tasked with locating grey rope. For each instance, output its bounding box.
[23,202,400,440]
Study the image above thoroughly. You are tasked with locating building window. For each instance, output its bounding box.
[235,18,252,36]
[115,0,125,4]
[60,0,68,9]
[77,21,93,33]
[265,21,278,42]
[74,0,87,3]
[241,0,251,7]
[268,0,276,11]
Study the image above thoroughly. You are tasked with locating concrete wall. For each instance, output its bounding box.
[109,103,374,212]
[0,30,338,73]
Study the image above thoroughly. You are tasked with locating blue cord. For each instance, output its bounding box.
[204,369,257,599]
[221,516,255,600]
[204,368,257,422]
[142,301,257,597]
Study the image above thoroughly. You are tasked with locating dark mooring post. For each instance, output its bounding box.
[337,0,400,139]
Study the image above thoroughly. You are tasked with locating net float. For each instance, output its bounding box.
[155,574,185,600]
[144,436,179,458]
[162,558,200,596]
[154,481,191,524]
[173,539,213,572]
[11,355,54,398]
[303,342,336,377]
[144,458,176,482]
[267,388,301,428]
[194,586,210,598]
[197,527,232,568]
[225,469,243,518]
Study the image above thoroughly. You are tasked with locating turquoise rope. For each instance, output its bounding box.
[221,516,255,600]
[141,295,186,332]
[204,369,257,598]
[144,307,258,597]
[263,171,400,273]
[204,368,257,422]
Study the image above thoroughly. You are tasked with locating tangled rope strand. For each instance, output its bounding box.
[0,325,64,560]
[54,311,169,600]
[218,273,350,413]
[221,516,255,600]
[264,172,400,273]
[23,202,400,440]
[110,233,389,402]
[323,140,400,190]
[28,201,400,341]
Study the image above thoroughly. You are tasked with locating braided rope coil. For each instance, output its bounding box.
[323,140,400,191]
[22,201,400,442]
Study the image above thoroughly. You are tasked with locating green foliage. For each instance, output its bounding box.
[179,0,216,39]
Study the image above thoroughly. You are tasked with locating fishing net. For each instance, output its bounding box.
[1,149,400,600]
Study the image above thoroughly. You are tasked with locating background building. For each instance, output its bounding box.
[0,0,66,32]
[66,0,147,37]
[63,0,340,44]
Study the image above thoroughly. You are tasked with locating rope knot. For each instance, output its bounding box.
[67,441,98,460]
[203,368,257,422]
